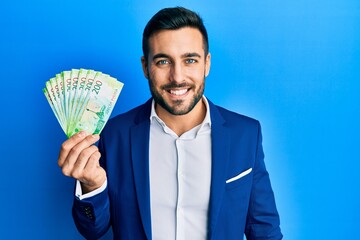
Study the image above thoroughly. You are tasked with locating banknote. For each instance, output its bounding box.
[72,70,98,128]
[55,73,67,128]
[67,69,80,130]
[69,73,123,137]
[62,70,72,121]
[43,69,124,137]
[43,88,64,130]
[69,68,88,131]
[46,78,66,129]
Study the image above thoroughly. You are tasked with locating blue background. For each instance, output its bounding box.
[1,0,359,239]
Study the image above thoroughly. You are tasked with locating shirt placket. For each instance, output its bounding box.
[175,138,185,240]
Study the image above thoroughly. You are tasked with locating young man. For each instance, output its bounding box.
[58,7,283,240]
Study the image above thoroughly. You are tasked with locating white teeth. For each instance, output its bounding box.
[170,89,188,96]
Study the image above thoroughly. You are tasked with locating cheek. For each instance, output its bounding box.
[185,65,206,77]
[148,67,157,78]
[149,67,169,82]
[186,68,205,83]
[148,70,166,91]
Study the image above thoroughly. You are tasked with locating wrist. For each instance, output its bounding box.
[80,176,107,194]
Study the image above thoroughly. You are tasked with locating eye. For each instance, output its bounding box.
[185,59,197,64]
[156,59,170,65]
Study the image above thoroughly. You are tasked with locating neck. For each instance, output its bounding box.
[155,99,206,136]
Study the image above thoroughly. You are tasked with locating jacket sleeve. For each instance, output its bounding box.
[72,186,111,240]
[245,122,283,240]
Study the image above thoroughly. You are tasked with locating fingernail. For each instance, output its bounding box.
[77,131,86,138]
[92,134,100,140]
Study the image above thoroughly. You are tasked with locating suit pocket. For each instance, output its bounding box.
[225,168,253,190]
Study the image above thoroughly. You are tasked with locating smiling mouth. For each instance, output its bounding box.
[169,88,189,96]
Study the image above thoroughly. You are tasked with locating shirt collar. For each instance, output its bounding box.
[150,96,212,137]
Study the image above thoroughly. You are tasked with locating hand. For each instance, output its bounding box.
[58,131,107,194]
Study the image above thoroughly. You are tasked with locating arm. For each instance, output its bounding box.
[58,131,110,239]
[245,123,283,240]
[72,183,111,240]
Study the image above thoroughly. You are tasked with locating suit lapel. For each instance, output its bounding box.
[207,101,231,239]
[130,100,152,239]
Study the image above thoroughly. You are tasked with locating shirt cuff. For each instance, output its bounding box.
[75,179,107,200]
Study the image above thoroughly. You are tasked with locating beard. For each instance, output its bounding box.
[148,78,205,116]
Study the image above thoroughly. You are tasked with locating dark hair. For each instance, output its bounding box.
[142,7,209,61]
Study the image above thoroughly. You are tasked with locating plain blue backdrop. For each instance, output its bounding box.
[1,0,359,239]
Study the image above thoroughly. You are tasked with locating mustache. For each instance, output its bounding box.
[161,82,192,90]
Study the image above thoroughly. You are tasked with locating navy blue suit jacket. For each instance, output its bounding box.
[72,99,282,239]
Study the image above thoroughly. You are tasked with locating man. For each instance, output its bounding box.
[58,7,283,240]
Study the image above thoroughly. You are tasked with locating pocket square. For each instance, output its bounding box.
[226,168,253,184]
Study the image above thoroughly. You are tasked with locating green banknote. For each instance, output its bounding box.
[43,69,124,137]
[68,69,80,130]
[46,78,66,129]
[62,70,72,121]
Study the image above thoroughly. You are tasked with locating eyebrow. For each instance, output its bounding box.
[182,52,201,58]
[152,52,202,61]
[152,53,170,61]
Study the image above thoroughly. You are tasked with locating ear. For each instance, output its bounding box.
[141,56,149,79]
[205,53,211,77]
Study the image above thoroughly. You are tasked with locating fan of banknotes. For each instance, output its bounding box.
[43,69,124,138]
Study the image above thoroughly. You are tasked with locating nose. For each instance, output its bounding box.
[169,62,183,83]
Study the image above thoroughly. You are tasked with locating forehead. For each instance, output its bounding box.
[148,27,205,57]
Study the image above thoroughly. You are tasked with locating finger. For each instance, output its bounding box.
[84,151,102,175]
[58,131,88,167]
[81,151,103,187]
[70,145,100,179]
[62,134,100,167]
[61,135,100,175]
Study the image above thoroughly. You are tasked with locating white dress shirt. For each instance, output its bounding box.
[149,97,212,240]
[75,97,212,240]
